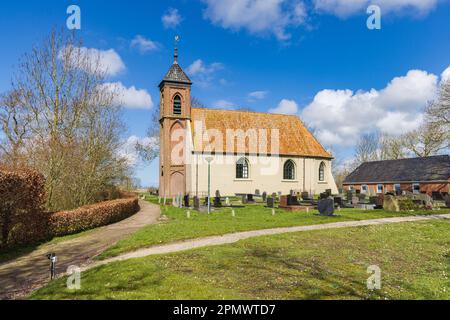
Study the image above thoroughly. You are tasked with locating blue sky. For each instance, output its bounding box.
[0,0,449,186]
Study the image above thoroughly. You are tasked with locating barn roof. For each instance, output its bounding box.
[190,108,332,158]
[343,155,450,184]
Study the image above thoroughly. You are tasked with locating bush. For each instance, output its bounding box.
[0,167,48,248]
[398,198,419,211]
[48,197,139,237]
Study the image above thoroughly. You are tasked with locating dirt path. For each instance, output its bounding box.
[86,213,450,271]
[0,200,160,300]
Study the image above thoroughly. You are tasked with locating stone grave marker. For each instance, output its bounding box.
[267,197,275,208]
[214,196,222,208]
[193,196,200,210]
[317,198,335,216]
[262,192,267,202]
[184,195,190,208]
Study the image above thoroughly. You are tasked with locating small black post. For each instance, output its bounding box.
[46,253,57,280]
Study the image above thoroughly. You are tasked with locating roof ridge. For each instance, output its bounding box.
[192,107,299,117]
[362,154,450,164]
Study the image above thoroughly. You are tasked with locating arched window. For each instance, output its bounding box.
[236,158,249,179]
[319,162,325,181]
[283,160,295,180]
[173,95,182,115]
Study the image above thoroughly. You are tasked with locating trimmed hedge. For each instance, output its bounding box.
[0,167,48,247]
[0,167,140,249]
[48,197,139,237]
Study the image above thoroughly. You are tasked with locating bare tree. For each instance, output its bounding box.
[426,80,450,128]
[401,122,448,157]
[354,133,380,164]
[0,29,131,211]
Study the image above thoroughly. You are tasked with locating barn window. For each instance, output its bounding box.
[377,184,384,194]
[319,162,325,181]
[412,183,420,194]
[236,158,249,179]
[283,160,295,180]
[361,185,368,194]
[173,95,182,115]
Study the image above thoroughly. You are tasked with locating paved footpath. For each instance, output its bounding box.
[86,213,450,272]
[0,200,160,300]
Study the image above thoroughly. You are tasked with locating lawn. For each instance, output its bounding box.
[30,219,450,300]
[96,195,450,260]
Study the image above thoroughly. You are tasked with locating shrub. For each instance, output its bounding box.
[0,167,48,247]
[48,197,139,237]
[398,198,419,211]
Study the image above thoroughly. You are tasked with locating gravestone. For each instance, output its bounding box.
[214,196,222,208]
[290,190,295,196]
[325,189,332,197]
[287,195,300,206]
[413,193,433,208]
[383,195,400,212]
[272,192,277,200]
[204,197,210,206]
[357,194,366,202]
[262,192,267,202]
[255,189,261,196]
[172,197,177,207]
[278,191,282,196]
[215,190,221,198]
[193,196,200,210]
[369,196,383,209]
[320,192,329,200]
[334,197,343,207]
[242,194,248,204]
[184,195,190,208]
[352,196,359,206]
[247,194,255,203]
[267,197,275,208]
[301,192,311,201]
[225,197,230,206]
[445,194,450,208]
[317,198,335,216]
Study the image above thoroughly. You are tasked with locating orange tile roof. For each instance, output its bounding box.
[191,108,332,158]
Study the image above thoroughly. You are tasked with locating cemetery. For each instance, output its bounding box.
[96,189,450,260]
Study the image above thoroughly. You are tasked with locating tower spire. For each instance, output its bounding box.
[174,35,180,64]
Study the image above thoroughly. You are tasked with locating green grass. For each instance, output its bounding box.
[95,194,449,260]
[29,219,450,300]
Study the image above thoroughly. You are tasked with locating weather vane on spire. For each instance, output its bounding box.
[174,35,181,63]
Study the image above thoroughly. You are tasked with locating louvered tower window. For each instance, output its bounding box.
[173,95,182,115]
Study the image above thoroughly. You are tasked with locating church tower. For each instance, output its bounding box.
[159,41,192,198]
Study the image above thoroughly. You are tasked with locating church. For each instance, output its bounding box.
[158,47,338,198]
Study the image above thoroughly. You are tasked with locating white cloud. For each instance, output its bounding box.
[441,66,450,83]
[186,59,224,87]
[102,82,153,109]
[248,91,269,100]
[131,35,160,53]
[269,99,299,114]
[213,100,236,109]
[203,0,307,41]
[67,47,125,77]
[186,59,224,75]
[162,8,182,29]
[301,68,443,146]
[313,0,439,18]
[119,136,159,166]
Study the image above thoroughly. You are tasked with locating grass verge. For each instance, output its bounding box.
[30,219,450,300]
